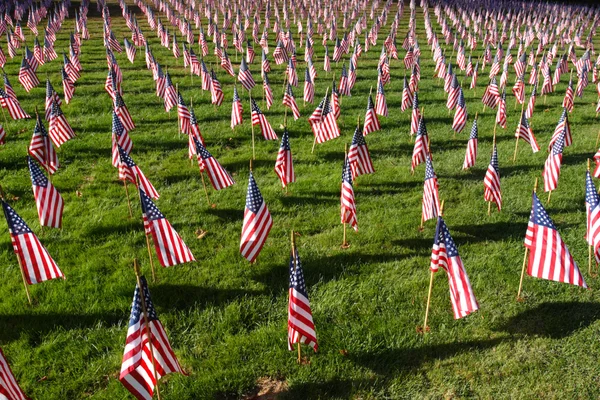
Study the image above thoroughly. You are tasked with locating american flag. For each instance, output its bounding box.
[246,41,255,64]
[481,77,500,108]
[262,73,273,110]
[176,92,191,135]
[331,81,341,120]
[515,113,540,153]
[0,347,29,400]
[112,111,133,167]
[187,106,205,159]
[348,126,374,180]
[525,83,537,119]
[341,159,358,231]
[446,74,460,109]
[114,92,135,132]
[251,98,277,140]
[401,76,413,112]
[286,58,298,87]
[512,75,525,104]
[1,200,64,285]
[323,45,331,72]
[543,130,566,193]
[375,79,388,117]
[237,57,255,90]
[139,188,195,267]
[200,60,211,92]
[288,248,318,352]
[586,171,600,263]
[44,79,61,120]
[339,64,350,96]
[118,146,159,200]
[119,275,186,400]
[48,97,75,148]
[303,67,314,104]
[451,88,467,133]
[470,61,479,89]
[524,193,587,288]
[422,154,440,223]
[430,216,479,319]
[162,72,177,112]
[274,128,295,188]
[0,124,4,145]
[29,114,59,174]
[61,68,75,104]
[548,108,572,151]
[410,92,420,137]
[194,138,234,191]
[231,86,243,129]
[124,38,136,63]
[411,116,428,172]
[273,40,288,65]
[462,118,478,170]
[18,57,38,92]
[261,49,271,73]
[363,94,381,136]
[315,94,340,144]
[496,89,507,129]
[28,156,63,229]
[484,143,502,211]
[210,69,224,106]
[562,78,574,112]
[514,52,526,77]
[240,172,273,263]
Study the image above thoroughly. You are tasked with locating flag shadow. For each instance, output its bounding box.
[280,378,375,400]
[148,284,266,312]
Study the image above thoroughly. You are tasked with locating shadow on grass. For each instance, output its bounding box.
[495,301,600,339]
[280,378,376,400]
[150,284,266,311]
[204,207,244,222]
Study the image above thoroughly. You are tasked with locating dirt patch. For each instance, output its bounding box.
[243,376,288,400]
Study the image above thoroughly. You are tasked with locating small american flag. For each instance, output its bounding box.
[61,68,75,104]
[119,275,186,400]
[543,130,566,193]
[303,67,314,104]
[139,188,195,267]
[44,79,61,120]
[375,79,388,116]
[18,57,39,92]
[124,38,136,63]
[586,171,600,264]
[562,78,574,112]
[430,216,479,319]
[481,77,500,108]
[286,58,298,87]
[484,143,502,211]
[548,108,572,151]
[446,74,460,109]
[29,114,59,175]
[118,146,159,200]
[331,81,341,120]
[341,158,358,231]
[231,86,243,129]
[515,113,540,153]
[251,98,278,140]
[0,347,29,400]
[363,93,381,135]
[237,57,255,90]
[275,128,295,187]
[112,111,133,167]
[288,248,318,352]
[422,155,440,223]
[210,69,224,106]
[512,75,525,104]
[48,97,75,148]
[348,126,374,180]
[261,49,271,73]
[451,88,467,133]
[411,116,428,172]
[525,83,537,119]
[194,138,235,191]
[401,76,413,112]
[524,193,587,288]
[496,89,507,129]
[162,72,177,112]
[240,172,273,263]
[114,92,135,132]
[315,94,340,144]
[176,92,191,135]
[2,200,64,285]
[28,156,63,229]
[462,118,478,170]
[262,72,273,110]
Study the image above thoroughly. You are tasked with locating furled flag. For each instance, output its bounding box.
[29,113,59,174]
[282,83,300,120]
[61,68,75,104]
[496,89,507,129]
[139,188,195,267]
[119,275,186,400]
[237,57,255,90]
[194,138,234,191]
[28,155,64,228]
[512,74,525,104]
[451,88,467,133]
[275,128,295,187]
[45,79,61,120]
[363,93,381,135]
[0,124,5,145]
[462,118,478,169]
[112,111,132,167]
[515,113,540,153]
[288,248,318,352]
[586,171,600,263]
[375,79,388,117]
[341,158,358,231]
[240,171,273,262]
[262,72,273,110]
[303,67,314,104]
[331,81,341,120]
[162,72,177,112]
[48,97,75,148]
[524,192,587,288]
[176,92,191,135]
[422,154,440,223]
[231,86,243,129]
[348,125,374,180]
[0,347,30,400]
[18,57,39,92]
[543,130,566,193]
[548,108,572,151]
[210,69,224,106]
[251,99,278,140]
[525,83,538,119]
[563,78,574,112]
[430,216,479,319]
[118,146,159,200]
[124,37,136,63]
[114,92,135,132]
[1,200,64,284]
[484,143,502,211]
[187,106,204,159]
[401,76,413,111]
[411,116,429,172]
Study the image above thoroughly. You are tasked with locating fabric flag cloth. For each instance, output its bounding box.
[119,275,186,400]
[452,88,467,133]
[347,126,374,180]
[462,118,478,170]
[274,128,295,188]
[585,171,600,263]
[548,108,572,151]
[1,200,64,285]
[230,86,243,129]
[28,156,63,229]
[194,138,234,191]
[543,130,566,193]
[240,172,273,263]
[340,158,358,231]
[411,116,429,172]
[0,347,30,400]
[282,84,300,121]
[114,92,135,132]
[288,248,318,352]
[430,216,479,319]
[176,92,191,135]
[139,188,195,267]
[524,192,587,288]
[483,143,502,211]
[515,113,540,153]
[363,94,381,135]
[0,87,29,120]
[314,94,340,144]
[29,113,59,174]
[422,154,440,223]
[251,99,277,140]
[48,97,75,148]
[118,146,159,200]
[112,111,133,167]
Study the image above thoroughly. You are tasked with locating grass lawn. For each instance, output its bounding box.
[1,1,600,399]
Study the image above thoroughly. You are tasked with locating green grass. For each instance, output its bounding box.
[1,2,600,399]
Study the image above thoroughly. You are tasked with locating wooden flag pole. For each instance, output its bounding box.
[423,199,445,332]
[517,178,538,300]
[311,87,329,154]
[133,259,162,400]
[200,171,211,205]
[290,230,302,363]
[0,186,32,305]
[249,90,256,160]
[547,189,552,204]
[513,98,526,162]
[135,176,157,282]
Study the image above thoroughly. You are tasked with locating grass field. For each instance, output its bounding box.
[1,1,600,399]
